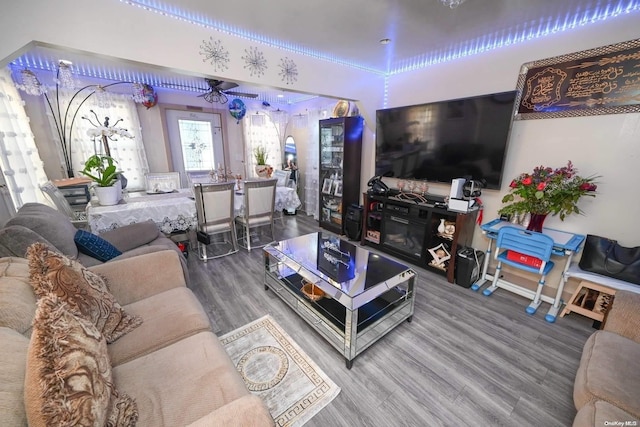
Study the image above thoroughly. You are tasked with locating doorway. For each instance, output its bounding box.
[164,109,226,187]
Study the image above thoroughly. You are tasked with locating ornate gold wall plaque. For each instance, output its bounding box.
[514,38,640,120]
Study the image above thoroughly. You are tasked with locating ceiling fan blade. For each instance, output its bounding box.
[224,91,258,98]
[206,79,238,91]
[162,82,206,91]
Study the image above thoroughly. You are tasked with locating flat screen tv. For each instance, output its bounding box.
[375,91,517,190]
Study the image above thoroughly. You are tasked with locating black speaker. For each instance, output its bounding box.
[455,247,485,288]
[345,204,363,240]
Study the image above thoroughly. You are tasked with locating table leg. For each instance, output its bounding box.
[545,250,574,323]
[471,238,493,291]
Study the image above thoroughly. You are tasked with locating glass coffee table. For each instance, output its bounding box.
[263,232,416,368]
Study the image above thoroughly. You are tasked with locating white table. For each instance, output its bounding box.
[87,187,301,234]
[87,190,196,234]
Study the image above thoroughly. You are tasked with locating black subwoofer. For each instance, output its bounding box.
[345,204,363,240]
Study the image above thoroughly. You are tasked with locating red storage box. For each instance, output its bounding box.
[506,250,543,268]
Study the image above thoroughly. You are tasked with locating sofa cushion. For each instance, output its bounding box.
[113,332,250,426]
[108,287,212,366]
[574,330,640,418]
[0,327,30,426]
[24,294,138,427]
[5,203,79,258]
[27,243,142,343]
[0,225,59,258]
[0,257,36,335]
[573,400,639,427]
[74,229,122,262]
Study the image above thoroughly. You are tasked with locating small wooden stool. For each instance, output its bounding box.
[560,280,615,322]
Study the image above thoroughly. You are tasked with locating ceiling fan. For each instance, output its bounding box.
[162,78,258,104]
[197,79,258,104]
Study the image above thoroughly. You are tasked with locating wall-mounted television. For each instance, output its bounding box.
[375,91,517,190]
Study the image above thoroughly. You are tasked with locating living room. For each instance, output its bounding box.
[1,0,640,426]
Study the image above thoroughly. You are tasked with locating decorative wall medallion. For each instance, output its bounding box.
[199,37,230,72]
[278,57,298,85]
[242,46,267,77]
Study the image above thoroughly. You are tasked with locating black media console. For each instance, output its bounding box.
[361,191,477,283]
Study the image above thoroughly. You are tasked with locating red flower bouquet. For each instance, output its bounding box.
[499,161,598,221]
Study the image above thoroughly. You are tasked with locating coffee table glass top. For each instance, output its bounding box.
[265,232,412,301]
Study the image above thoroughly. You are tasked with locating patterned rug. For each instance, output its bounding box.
[220,315,340,426]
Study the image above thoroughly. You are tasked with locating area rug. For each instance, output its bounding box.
[220,315,340,426]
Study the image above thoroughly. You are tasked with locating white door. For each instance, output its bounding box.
[165,109,225,187]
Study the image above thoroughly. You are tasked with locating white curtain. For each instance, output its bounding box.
[0,67,49,211]
[243,112,284,178]
[45,89,149,191]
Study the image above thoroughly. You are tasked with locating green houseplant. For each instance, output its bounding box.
[80,154,119,187]
[252,146,273,178]
[253,146,269,165]
[80,155,122,206]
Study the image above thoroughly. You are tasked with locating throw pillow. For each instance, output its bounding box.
[24,294,138,427]
[26,242,142,343]
[74,229,122,262]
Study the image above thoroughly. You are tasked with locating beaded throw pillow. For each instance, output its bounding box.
[24,294,138,427]
[74,229,122,262]
[26,242,142,343]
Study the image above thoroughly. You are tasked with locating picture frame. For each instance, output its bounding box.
[322,178,333,194]
[428,243,451,265]
[333,180,343,197]
[514,38,640,120]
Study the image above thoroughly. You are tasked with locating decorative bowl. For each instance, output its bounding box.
[301,282,325,302]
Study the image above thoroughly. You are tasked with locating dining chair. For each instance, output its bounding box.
[145,172,181,193]
[193,181,238,261]
[39,181,88,229]
[235,178,277,251]
[482,226,555,316]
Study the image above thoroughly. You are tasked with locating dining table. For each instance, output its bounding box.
[87,186,302,234]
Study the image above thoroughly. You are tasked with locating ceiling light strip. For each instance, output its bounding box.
[117,0,384,75]
[389,0,640,75]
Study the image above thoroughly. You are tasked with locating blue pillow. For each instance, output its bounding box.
[74,229,122,262]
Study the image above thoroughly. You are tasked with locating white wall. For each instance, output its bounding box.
[386,13,640,248]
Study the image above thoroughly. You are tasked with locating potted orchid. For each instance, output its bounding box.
[80,154,122,205]
[499,161,598,231]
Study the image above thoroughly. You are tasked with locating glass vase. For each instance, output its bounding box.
[526,213,548,233]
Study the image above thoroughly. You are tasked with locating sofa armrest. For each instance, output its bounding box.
[603,290,640,343]
[186,395,274,427]
[88,250,186,305]
[99,220,160,252]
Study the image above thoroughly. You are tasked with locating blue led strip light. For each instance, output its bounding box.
[119,0,640,76]
[389,0,640,75]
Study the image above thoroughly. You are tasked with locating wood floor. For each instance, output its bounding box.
[186,213,595,427]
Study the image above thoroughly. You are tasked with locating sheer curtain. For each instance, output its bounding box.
[243,112,283,178]
[0,67,49,211]
[45,89,149,191]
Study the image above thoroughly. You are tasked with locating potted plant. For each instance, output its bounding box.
[499,160,598,232]
[253,146,273,178]
[80,154,122,206]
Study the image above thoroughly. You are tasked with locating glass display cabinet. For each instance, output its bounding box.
[319,116,363,234]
